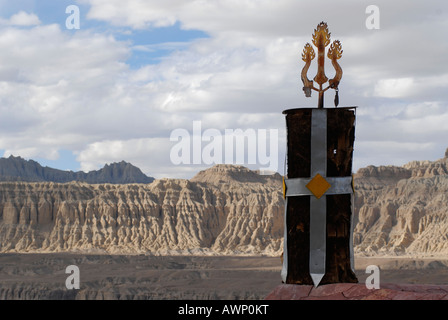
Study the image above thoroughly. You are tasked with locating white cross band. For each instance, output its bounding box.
[281,108,355,287]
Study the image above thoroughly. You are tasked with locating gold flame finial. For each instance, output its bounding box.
[312,21,331,48]
[301,22,343,108]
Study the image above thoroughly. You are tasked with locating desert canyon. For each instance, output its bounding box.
[1,151,448,257]
[1,149,448,299]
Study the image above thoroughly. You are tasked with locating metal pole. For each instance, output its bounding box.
[318,84,324,108]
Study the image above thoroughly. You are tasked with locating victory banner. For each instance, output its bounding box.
[281,22,358,287]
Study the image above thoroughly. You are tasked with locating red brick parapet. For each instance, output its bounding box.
[265,283,448,300]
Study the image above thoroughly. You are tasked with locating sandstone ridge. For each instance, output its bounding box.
[354,148,448,256]
[191,164,282,186]
[1,147,448,257]
[0,165,283,255]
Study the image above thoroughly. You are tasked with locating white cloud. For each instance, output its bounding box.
[77,137,202,178]
[0,22,132,159]
[1,1,448,179]
[82,0,185,29]
[0,11,41,26]
[374,77,415,98]
[81,0,367,36]
[353,140,439,171]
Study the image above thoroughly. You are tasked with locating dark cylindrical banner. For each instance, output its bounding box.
[281,107,358,286]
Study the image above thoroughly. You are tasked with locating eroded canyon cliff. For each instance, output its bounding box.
[0,165,283,255]
[353,149,448,256]
[1,150,448,257]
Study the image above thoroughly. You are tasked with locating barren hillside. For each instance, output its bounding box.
[0,165,283,255]
[0,149,448,257]
[353,148,448,256]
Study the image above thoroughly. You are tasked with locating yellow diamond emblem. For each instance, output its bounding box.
[282,176,286,199]
[306,173,331,199]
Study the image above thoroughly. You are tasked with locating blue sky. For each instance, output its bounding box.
[0,0,210,174]
[123,23,209,68]
[0,1,447,179]
[1,0,209,67]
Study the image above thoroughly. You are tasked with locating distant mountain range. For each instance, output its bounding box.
[1,149,448,257]
[0,155,154,184]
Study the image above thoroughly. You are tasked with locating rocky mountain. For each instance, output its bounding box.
[353,148,448,256]
[191,164,282,187]
[1,148,448,257]
[0,164,284,255]
[0,156,154,184]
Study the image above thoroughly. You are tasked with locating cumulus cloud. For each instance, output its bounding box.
[0,23,130,159]
[0,11,41,26]
[1,1,448,179]
[374,78,415,98]
[77,138,174,177]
